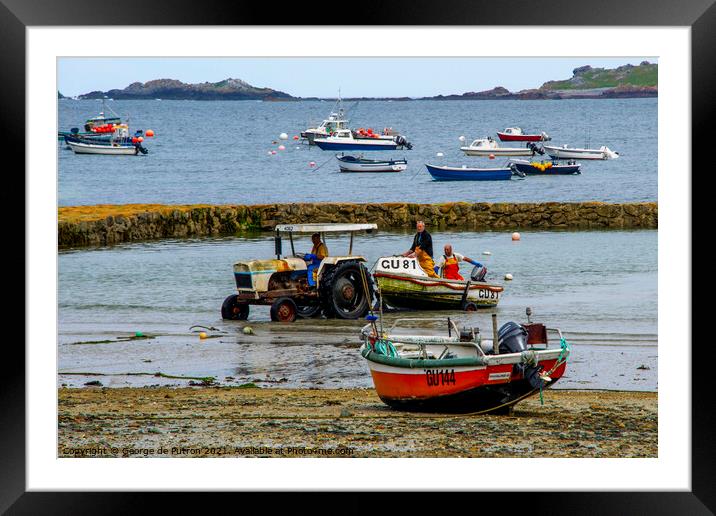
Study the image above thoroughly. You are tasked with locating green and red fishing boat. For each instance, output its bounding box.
[360,311,570,413]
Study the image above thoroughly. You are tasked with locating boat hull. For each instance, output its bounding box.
[374,271,502,309]
[68,141,139,155]
[363,350,566,413]
[497,132,545,142]
[337,156,407,173]
[461,147,532,157]
[425,164,512,181]
[510,161,581,175]
[315,140,398,151]
[543,146,617,160]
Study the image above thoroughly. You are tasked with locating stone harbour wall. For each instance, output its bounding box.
[58,202,658,248]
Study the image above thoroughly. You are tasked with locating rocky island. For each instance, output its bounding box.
[78,77,294,101]
[426,62,657,100]
[73,62,657,101]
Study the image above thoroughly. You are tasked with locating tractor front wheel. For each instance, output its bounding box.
[270,297,298,323]
[221,295,250,320]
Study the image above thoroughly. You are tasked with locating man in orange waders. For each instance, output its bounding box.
[437,244,485,281]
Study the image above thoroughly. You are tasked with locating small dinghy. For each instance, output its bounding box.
[336,154,407,173]
[67,140,147,155]
[497,127,551,142]
[542,144,619,160]
[425,163,514,181]
[360,309,570,413]
[460,137,540,157]
[509,159,581,175]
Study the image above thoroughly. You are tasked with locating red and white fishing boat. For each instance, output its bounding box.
[360,310,570,413]
[496,127,551,142]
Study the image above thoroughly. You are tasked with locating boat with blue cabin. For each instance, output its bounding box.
[314,129,412,151]
[425,163,514,181]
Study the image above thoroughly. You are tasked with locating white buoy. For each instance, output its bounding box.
[278,144,286,150]
[482,251,491,256]
[458,135,466,142]
[512,232,521,241]
[505,273,513,281]
[267,151,273,155]
[436,152,444,157]
[279,133,288,140]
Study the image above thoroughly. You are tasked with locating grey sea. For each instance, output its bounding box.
[57,97,658,392]
[58,97,657,205]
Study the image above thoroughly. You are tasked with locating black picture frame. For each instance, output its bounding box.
[4,0,707,512]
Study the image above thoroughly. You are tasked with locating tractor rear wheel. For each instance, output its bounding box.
[221,294,250,320]
[270,297,298,323]
[320,261,374,319]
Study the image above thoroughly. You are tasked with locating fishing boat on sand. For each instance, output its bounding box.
[373,256,503,310]
[509,159,581,175]
[360,309,570,413]
[460,137,541,157]
[425,163,516,181]
[337,154,407,173]
[314,129,412,151]
[496,127,551,142]
[542,144,619,160]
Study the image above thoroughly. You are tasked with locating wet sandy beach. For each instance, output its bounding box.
[58,387,657,458]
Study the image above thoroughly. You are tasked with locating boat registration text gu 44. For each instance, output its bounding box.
[360,309,570,414]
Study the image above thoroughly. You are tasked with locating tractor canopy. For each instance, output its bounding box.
[273,223,377,259]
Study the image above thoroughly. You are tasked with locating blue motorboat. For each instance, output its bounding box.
[425,163,514,181]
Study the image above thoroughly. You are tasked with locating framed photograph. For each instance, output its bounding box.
[6,0,708,511]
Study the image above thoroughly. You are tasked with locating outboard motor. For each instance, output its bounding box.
[510,164,526,178]
[498,321,546,389]
[395,135,413,150]
[497,321,528,354]
[527,142,545,156]
[470,264,488,282]
[135,143,149,155]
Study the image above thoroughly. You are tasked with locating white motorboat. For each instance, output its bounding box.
[301,97,350,145]
[543,144,619,160]
[460,137,535,157]
[67,141,142,155]
[336,154,407,173]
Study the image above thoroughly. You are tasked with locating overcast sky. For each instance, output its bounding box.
[58,57,656,98]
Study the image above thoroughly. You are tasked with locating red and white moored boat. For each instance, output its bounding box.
[360,311,570,414]
[497,127,551,142]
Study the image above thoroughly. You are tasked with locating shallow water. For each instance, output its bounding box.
[58,98,656,205]
[58,229,657,391]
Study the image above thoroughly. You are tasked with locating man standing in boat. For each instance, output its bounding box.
[403,221,438,278]
[403,220,433,259]
[438,244,486,281]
